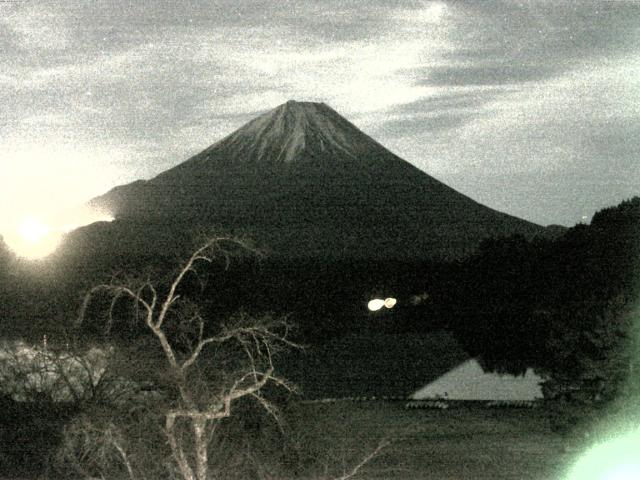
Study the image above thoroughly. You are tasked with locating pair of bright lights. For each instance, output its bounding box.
[367,297,397,312]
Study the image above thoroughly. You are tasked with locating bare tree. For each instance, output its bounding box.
[77,238,299,480]
[0,338,111,404]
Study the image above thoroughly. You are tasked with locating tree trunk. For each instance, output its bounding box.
[193,417,209,480]
[166,415,196,480]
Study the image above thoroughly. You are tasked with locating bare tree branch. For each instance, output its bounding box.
[332,439,390,480]
[69,238,310,480]
[156,237,230,330]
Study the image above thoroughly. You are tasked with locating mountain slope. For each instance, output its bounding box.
[86,100,547,260]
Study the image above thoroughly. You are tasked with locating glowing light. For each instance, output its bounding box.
[3,208,114,260]
[18,217,50,244]
[368,297,398,311]
[6,217,61,260]
[368,299,386,312]
[565,429,640,480]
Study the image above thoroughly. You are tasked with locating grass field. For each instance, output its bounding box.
[0,399,605,479]
[295,401,576,480]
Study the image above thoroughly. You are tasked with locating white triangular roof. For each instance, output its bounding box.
[410,358,543,401]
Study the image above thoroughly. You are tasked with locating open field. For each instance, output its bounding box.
[0,396,607,479]
[297,401,575,480]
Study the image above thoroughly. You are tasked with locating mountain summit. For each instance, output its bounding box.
[146,100,413,181]
[206,100,373,165]
[87,101,547,260]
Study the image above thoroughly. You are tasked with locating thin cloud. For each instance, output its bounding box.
[1,0,639,228]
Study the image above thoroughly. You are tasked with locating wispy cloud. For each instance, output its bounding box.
[1,0,639,227]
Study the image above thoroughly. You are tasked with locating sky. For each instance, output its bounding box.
[1,0,639,237]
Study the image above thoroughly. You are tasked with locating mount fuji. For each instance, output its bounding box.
[85,100,548,261]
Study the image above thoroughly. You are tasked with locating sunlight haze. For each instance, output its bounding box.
[1,207,114,259]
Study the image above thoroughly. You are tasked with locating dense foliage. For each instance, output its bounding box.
[447,197,640,418]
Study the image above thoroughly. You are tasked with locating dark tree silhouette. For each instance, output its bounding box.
[447,197,640,410]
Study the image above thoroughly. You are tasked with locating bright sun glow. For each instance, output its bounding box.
[3,208,114,260]
[8,217,61,260]
[566,429,640,480]
[18,217,51,244]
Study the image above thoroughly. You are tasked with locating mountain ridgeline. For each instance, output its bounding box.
[85,101,549,261]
